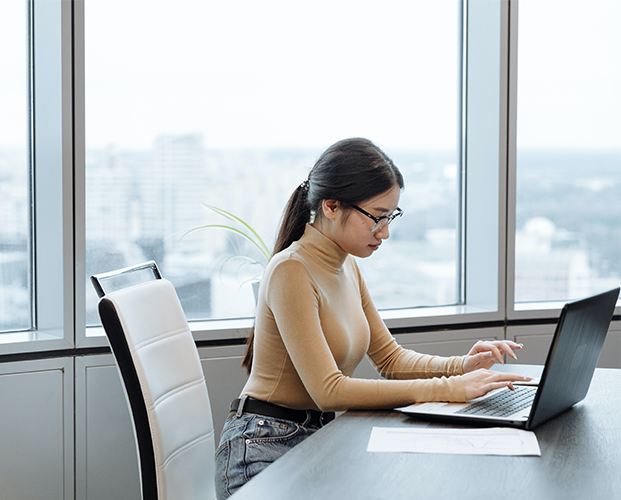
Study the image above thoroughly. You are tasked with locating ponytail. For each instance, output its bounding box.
[241,181,311,374]
[241,138,403,374]
[273,180,311,254]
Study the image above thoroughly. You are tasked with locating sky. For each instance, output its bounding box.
[1,0,620,151]
[83,0,459,150]
[0,1,28,150]
[517,0,621,150]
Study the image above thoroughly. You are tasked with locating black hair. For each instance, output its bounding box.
[242,137,404,373]
[273,137,404,254]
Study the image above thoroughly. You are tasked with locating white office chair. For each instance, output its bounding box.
[91,261,216,500]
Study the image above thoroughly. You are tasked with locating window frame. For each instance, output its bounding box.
[505,0,621,320]
[0,0,76,355]
[2,0,618,356]
[81,0,514,344]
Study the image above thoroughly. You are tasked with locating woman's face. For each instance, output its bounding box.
[319,184,401,258]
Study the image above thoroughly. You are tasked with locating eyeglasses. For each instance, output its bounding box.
[350,204,403,233]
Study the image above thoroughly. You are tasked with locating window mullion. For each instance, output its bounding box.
[462,0,510,319]
[30,0,74,349]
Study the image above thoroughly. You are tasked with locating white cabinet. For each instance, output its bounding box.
[72,346,247,500]
[0,359,73,500]
[75,356,140,500]
[506,320,621,368]
[198,345,248,444]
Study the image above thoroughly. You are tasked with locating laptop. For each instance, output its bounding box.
[398,287,620,430]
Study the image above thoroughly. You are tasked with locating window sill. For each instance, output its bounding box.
[380,304,502,329]
[11,299,619,355]
[84,317,254,344]
[511,298,620,321]
[0,330,72,356]
[85,303,506,344]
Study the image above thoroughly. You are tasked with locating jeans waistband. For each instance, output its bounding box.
[230,396,335,428]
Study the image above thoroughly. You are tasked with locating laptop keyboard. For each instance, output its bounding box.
[455,386,537,418]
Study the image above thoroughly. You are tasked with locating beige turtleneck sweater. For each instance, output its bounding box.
[241,224,467,412]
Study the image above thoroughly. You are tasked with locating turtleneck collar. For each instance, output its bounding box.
[298,223,349,271]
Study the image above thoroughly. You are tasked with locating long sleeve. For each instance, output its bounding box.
[241,225,467,412]
[358,264,465,380]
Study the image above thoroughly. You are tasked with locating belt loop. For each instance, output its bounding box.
[236,395,248,418]
[303,409,312,427]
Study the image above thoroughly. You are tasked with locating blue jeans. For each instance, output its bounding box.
[215,412,318,499]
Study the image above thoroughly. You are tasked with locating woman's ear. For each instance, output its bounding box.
[321,199,340,221]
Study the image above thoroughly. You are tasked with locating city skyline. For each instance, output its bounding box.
[2,138,619,331]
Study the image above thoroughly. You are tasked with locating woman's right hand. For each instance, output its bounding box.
[461,369,532,400]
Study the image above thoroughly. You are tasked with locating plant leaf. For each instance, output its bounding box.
[202,204,271,261]
[182,224,270,264]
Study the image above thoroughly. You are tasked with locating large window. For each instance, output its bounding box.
[515,0,621,303]
[3,0,615,347]
[85,0,461,325]
[0,2,31,332]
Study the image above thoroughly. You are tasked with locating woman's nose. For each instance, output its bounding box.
[376,223,390,239]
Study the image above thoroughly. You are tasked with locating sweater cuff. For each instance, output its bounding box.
[448,375,467,402]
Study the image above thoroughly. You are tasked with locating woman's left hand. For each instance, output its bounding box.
[462,340,524,373]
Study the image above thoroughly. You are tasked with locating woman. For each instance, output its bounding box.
[215,138,529,499]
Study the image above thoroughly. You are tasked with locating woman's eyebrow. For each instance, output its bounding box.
[371,205,398,214]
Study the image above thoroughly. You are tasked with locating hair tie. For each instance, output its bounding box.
[299,179,310,192]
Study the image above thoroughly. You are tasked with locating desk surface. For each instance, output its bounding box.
[230,366,621,500]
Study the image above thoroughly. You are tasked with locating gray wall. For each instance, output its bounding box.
[0,323,619,500]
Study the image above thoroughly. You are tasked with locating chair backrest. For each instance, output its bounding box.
[92,262,216,500]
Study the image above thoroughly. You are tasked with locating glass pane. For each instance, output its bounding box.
[515,0,621,303]
[85,0,460,324]
[0,2,31,332]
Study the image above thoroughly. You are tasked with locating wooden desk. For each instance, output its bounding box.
[230,366,621,500]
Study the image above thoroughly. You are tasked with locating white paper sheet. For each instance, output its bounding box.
[367,426,541,456]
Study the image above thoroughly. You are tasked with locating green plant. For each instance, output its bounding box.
[183,204,272,270]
